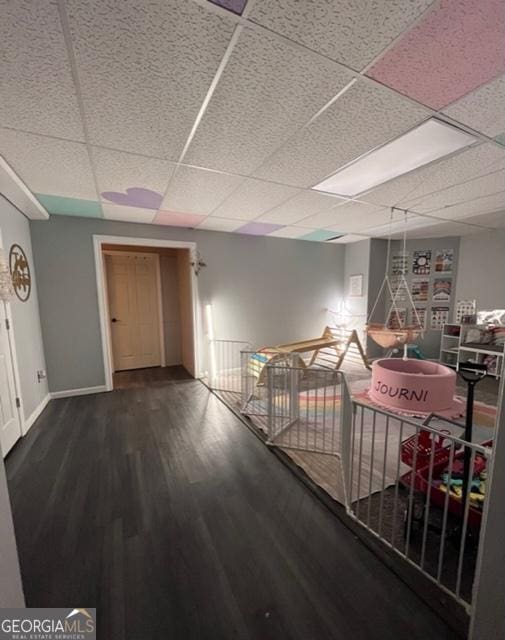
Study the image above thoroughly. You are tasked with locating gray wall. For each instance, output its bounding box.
[0,196,48,419]
[160,252,182,366]
[455,230,505,310]
[0,457,24,607]
[30,215,345,392]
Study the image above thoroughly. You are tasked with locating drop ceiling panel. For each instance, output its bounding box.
[360,142,505,207]
[248,0,433,71]
[197,216,244,232]
[461,210,505,228]
[210,178,299,220]
[429,192,505,220]
[443,75,505,137]
[162,167,243,215]
[0,0,84,140]
[267,225,315,239]
[298,200,386,230]
[366,215,440,237]
[102,204,156,223]
[404,169,505,213]
[253,80,429,188]
[66,0,235,158]
[257,191,344,225]
[367,0,505,110]
[0,129,96,199]
[92,148,174,205]
[329,234,370,244]
[184,26,354,174]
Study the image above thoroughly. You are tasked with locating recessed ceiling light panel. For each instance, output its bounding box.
[312,119,477,197]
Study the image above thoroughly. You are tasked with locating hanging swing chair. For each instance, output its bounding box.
[366,208,424,350]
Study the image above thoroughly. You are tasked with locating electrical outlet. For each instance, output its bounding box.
[37,369,46,382]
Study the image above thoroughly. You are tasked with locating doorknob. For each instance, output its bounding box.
[111,318,118,323]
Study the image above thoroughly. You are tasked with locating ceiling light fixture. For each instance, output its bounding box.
[312,119,478,197]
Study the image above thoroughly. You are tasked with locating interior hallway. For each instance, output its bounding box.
[5,374,459,640]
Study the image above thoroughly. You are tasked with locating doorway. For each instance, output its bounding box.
[95,236,199,391]
[0,302,22,457]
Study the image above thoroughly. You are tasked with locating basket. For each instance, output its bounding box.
[401,429,452,470]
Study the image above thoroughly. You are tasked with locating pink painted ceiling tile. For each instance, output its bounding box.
[367,0,505,110]
[153,210,207,227]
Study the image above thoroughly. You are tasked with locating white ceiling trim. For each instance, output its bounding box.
[0,156,49,220]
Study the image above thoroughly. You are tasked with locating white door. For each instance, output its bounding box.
[106,253,162,371]
[0,306,22,457]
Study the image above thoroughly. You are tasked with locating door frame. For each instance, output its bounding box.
[103,249,166,370]
[0,228,24,447]
[93,235,200,391]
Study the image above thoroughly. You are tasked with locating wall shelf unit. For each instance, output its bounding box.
[439,323,504,379]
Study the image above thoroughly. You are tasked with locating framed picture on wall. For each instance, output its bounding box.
[349,274,363,297]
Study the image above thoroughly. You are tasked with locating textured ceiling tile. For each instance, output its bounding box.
[460,210,505,228]
[329,234,370,243]
[268,225,315,239]
[399,219,491,238]
[102,204,156,223]
[208,0,247,15]
[248,0,433,71]
[184,26,354,174]
[322,202,397,233]
[443,75,505,137]
[92,148,174,205]
[0,129,97,199]
[295,200,384,229]
[429,192,505,220]
[366,214,439,236]
[367,0,505,110]
[210,178,299,220]
[162,167,243,215]
[404,169,505,212]
[235,221,284,235]
[36,194,102,217]
[300,229,340,242]
[253,80,429,187]
[360,142,505,206]
[153,211,207,227]
[257,191,344,224]
[197,216,244,232]
[66,0,235,158]
[0,0,84,140]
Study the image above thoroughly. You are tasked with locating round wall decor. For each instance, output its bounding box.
[9,244,31,302]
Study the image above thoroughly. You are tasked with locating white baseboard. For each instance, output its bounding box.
[23,393,50,434]
[50,385,108,399]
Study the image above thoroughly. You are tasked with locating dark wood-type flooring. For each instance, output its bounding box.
[5,372,459,639]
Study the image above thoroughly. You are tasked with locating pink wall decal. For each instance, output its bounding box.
[102,187,162,209]
[367,0,505,110]
[153,210,207,227]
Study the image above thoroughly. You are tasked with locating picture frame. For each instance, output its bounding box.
[349,273,363,297]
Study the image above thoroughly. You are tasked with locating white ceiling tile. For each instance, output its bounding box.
[367,215,441,237]
[444,75,505,137]
[360,142,505,207]
[404,169,505,212]
[102,204,156,223]
[184,26,354,174]
[92,147,174,202]
[257,190,344,224]
[196,216,244,232]
[0,0,84,140]
[329,234,370,243]
[248,0,434,71]
[253,80,429,187]
[162,167,243,215]
[268,225,314,239]
[0,128,96,199]
[66,0,235,158]
[210,178,299,220]
[460,210,505,228]
[397,219,490,238]
[429,192,505,220]
[297,200,384,229]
